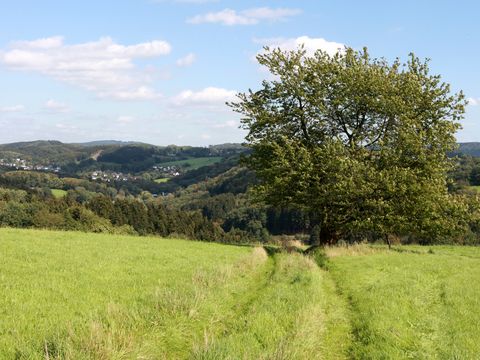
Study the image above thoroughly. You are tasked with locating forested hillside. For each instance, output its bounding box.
[1,139,480,244]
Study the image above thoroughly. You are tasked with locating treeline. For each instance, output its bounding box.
[0,140,246,170]
[0,166,313,243]
[0,187,256,243]
[62,144,246,174]
[2,151,480,246]
[0,140,91,164]
[168,166,315,242]
[450,154,480,189]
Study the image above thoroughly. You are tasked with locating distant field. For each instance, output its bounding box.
[50,188,67,198]
[3,229,480,359]
[468,185,480,192]
[154,177,170,183]
[159,156,222,170]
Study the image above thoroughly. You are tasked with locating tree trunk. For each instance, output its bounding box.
[320,228,337,246]
[385,234,391,250]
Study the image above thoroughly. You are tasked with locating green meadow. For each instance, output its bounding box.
[324,245,480,358]
[2,229,480,358]
[159,156,223,170]
[0,229,347,359]
[50,188,67,198]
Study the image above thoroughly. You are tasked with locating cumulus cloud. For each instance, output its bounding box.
[255,36,345,57]
[1,36,170,100]
[172,87,237,106]
[98,86,162,101]
[12,36,64,49]
[44,99,70,113]
[176,53,196,67]
[468,97,480,106]
[1,105,25,112]
[242,7,302,21]
[187,7,301,26]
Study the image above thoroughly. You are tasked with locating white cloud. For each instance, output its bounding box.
[1,105,25,112]
[242,7,302,21]
[187,7,301,26]
[99,86,162,101]
[44,99,70,113]
[468,97,480,106]
[172,87,237,106]
[12,36,64,49]
[188,9,255,25]
[176,53,196,67]
[1,36,170,100]
[256,36,345,57]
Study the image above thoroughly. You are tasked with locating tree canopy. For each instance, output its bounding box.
[230,46,469,244]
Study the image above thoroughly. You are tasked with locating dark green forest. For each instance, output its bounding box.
[1,139,480,244]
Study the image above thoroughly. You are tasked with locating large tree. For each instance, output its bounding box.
[230,47,469,245]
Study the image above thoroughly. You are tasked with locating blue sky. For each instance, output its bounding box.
[0,0,478,145]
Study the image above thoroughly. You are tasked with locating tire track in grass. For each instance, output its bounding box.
[193,251,351,359]
[142,246,273,359]
[191,248,277,357]
[309,248,354,360]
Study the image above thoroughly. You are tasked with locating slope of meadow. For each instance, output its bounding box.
[0,228,250,358]
[325,245,480,359]
[4,228,480,359]
[0,228,349,359]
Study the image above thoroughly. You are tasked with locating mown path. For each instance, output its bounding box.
[190,249,352,359]
[324,244,480,359]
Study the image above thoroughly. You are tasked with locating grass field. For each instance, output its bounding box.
[2,229,480,359]
[0,228,348,359]
[325,244,480,359]
[154,177,170,183]
[467,185,480,193]
[159,156,222,170]
[51,188,67,198]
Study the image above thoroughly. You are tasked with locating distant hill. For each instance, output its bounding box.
[0,140,90,163]
[0,140,246,174]
[74,140,147,147]
[455,143,480,157]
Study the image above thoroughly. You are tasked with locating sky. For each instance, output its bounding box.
[0,0,479,146]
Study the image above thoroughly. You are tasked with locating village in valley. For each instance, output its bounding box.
[0,157,183,184]
[0,158,61,173]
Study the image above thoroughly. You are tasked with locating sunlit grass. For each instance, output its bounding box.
[154,177,170,183]
[159,157,222,170]
[0,228,253,358]
[5,227,479,359]
[0,228,348,359]
[327,246,480,358]
[51,188,67,198]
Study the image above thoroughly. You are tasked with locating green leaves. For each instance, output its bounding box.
[232,47,468,244]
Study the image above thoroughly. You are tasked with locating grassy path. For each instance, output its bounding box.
[325,245,480,359]
[0,229,352,359]
[192,252,351,359]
